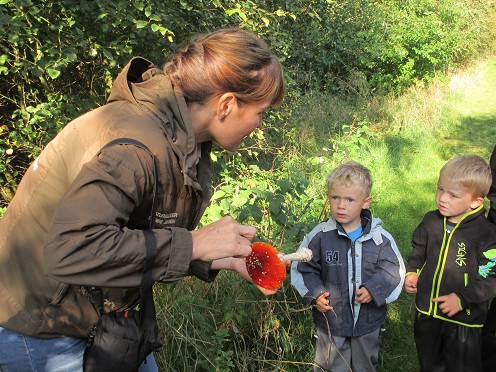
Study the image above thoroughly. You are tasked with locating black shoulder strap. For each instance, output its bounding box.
[141,229,158,331]
[96,137,158,230]
[93,138,159,319]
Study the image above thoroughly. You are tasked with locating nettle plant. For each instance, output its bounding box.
[200,155,314,251]
[307,119,374,167]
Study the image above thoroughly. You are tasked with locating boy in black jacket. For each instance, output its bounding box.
[405,155,496,372]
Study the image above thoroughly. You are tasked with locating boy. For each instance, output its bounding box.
[291,161,405,371]
[405,155,496,372]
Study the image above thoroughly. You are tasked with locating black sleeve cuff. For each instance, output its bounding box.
[188,260,219,282]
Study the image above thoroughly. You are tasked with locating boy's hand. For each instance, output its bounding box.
[405,273,419,294]
[355,287,372,303]
[315,292,333,313]
[433,293,462,317]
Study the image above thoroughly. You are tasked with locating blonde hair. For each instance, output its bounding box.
[439,155,491,197]
[326,161,373,196]
[164,28,284,106]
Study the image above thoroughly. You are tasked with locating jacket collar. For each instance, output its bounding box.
[107,57,210,189]
[438,204,486,227]
[322,209,381,237]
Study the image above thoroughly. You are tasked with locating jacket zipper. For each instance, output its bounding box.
[350,238,356,318]
[431,216,460,315]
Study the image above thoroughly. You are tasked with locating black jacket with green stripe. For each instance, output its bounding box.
[407,206,496,327]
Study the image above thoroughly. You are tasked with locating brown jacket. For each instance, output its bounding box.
[0,57,213,338]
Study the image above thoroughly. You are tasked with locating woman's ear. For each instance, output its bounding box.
[217,93,236,121]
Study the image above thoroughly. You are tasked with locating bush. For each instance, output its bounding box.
[1,0,494,207]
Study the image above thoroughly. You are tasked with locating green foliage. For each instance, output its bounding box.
[154,273,315,371]
[1,0,496,369]
[364,0,492,90]
[0,0,224,204]
[1,0,494,205]
[201,154,316,250]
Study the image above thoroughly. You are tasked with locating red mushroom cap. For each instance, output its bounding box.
[246,242,286,290]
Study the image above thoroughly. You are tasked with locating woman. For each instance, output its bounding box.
[0,28,284,371]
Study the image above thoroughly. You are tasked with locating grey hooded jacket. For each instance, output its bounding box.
[291,210,405,337]
[0,57,214,338]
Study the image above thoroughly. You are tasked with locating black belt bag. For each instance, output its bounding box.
[83,138,162,371]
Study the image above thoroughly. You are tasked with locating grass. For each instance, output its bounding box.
[357,57,496,371]
[358,56,496,371]
[154,55,496,371]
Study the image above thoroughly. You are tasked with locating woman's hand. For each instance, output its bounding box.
[211,256,278,296]
[191,216,256,261]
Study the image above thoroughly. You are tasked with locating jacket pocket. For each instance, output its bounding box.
[44,285,99,338]
[325,282,344,312]
[362,248,379,273]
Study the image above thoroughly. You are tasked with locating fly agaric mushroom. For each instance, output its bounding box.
[246,242,286,290]
[245,242,313,290]
[278,247,313,262]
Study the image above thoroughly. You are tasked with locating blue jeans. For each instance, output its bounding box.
[0,327,158,372]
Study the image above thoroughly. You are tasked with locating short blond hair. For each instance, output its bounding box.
[439,155,491,197]
[326,161,373,196]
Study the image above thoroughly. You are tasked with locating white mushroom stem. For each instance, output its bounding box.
[278,247,313,262]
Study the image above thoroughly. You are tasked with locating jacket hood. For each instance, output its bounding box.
[322,209,382,236]
[107,57,205,188]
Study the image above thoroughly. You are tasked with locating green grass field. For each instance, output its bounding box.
[369,56,496,372]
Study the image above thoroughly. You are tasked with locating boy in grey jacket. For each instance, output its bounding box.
[291,161,405,371]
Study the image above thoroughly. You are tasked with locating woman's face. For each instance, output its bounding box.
[213,99,271,152]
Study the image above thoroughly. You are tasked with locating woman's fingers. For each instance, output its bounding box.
[191,216,256,261]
